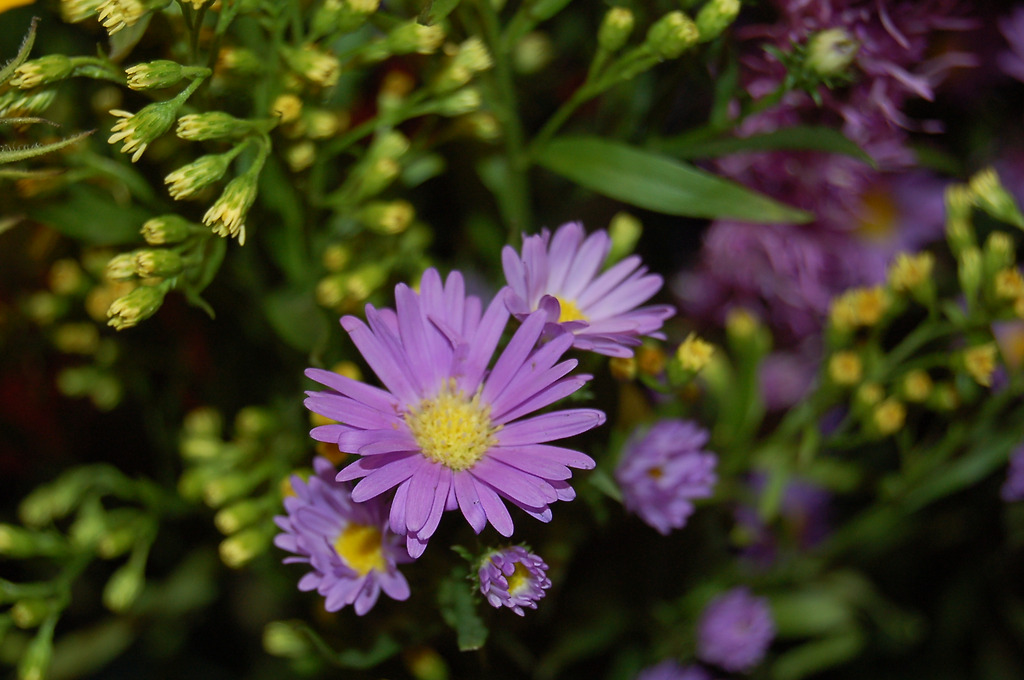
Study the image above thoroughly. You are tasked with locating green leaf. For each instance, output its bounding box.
[0,130,94,166]
[770,630,864,680]
[28,183,149,245]
[652,125,875,166]
[535,136,812,223]
[282,620,401,669]
[0,17,37,86]
[421,0,461,23]
[437,570,488,651]
[264,288,330,354]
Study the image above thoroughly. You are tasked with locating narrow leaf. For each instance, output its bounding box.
[0,130,94,165]
[28,183,149,245]
[536,136,812,223]
[437,571,488,651]
[653,125,875,166]
[0,17,37,86]
[421,0,460,23]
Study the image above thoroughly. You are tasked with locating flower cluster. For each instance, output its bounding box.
[283,222,672,613]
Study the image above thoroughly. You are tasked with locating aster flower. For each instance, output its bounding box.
[477,545,551,616]
[1001,446,1024,502]
[305,268,604,557]
[501,221,675,357]
[696,587,775,673]
[273,457,412,615]
[615,419,718,535]
[634,660,712,680]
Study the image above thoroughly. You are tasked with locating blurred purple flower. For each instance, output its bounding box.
[998,7,1024,82]
[478,546,551,616]
[634,660,712,680]
[758,348,820,411]
[734,473,832,565]
[615,419,718,535]
[274,457,413,615]
[1001,446,1024,502]
[305,268,603,558]
[502,221,675,357]
[696,587,775,673]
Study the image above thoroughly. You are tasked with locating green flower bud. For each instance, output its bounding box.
[598,7,635,53]
[984,231,1015,276]
[359,200,415,235]
[62,0,105,23]
[695,0,740,43]
[141,215,195,245]
[105,252,138,281]
[219,526,272,568]
[133,249,184,278]
[102,559,145,612]
[436,87,483,116]
[11,600,53,629]
[970,167,1024,228]
[607,211,642,264]
[283,45,341,88]
[107,285,167,330]
[203,173,258,244]
[215,498,267,535]
[108,101,178,163]
[176,112,249,141]
[263,621,312,658]
[11,55,74,89]
[0,525,66,558]
[165,152,234,200]
[98,0,170,36]
[434,37,493,92]
[646,11,700,60]
[387,20,445,55]
[958,247,983,304]
[0,87,58,117]
[125,60,186,90]
[806,28,859,77]
[17,624,54,680]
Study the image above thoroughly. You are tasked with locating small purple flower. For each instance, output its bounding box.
[305,268,604,557]
[1001,446,1024,502]
[273,457,412,615]
[501,221,675,357]
[696,587,775,673]
[615,419,718,535]
[634,660,712,680]
[478,546,551,616]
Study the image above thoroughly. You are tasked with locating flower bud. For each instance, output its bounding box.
[359,200,415,234]
[984,231,1015,275]
[607,212,642,264]
[888,251,934,295]
[962,343,998,387]
[994,267,1024,301]
[435,37,493,92]
[598,7,634,53]
[283,45,341,88]
[958,247,983,304]
[204,173,258,245]
[945,184,975,256]
[53,322,100,355]
[695,0,740,43]
[176,111,249,141]
[872,397,906,437]
[219,526,271,568]
[108,101,178,163]
[263,621,312,658]
[436,88,483,116]
[646,11,700,60]
[900,370,933,403]
[676,332,714,372]
[102,558,146,612]
[388,20,445,55]
[165,152,234,199]
[214,498,266,535]
[98,0,168,35]
[0,524,66,558]
[17,625,54,680]
[828,350,862,386]
[514,33,555,75]
[105,252,138,281]
[125,60,186,90]
[62,0,105,23]
[141,215,195,245]
[609,356,637,381]
[11,55,74,89]
[133,249,184,278]
[11,600,53,629]
[107,285,167,330]
[969,167,1024,228]
[806,28,859,77]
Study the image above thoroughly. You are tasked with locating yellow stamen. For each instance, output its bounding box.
[334,523,386,575]
[506,562,531,596]
[405,381,498,471]
[556,297,587,323]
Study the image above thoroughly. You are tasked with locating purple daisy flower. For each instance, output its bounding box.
[273,457,412,615]
[615,419,718,535]
[305,268,605,558]
[634,660,712,680]
[501,221,675,357]
[696,587,775,673]
[1001,445,1024,502]
[478,545,551,616]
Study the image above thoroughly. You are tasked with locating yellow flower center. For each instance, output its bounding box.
[506,562,531,596]
[334,523,387,576]
[556,297,588,323]
[855,187,899,243]
[405,382,498,471]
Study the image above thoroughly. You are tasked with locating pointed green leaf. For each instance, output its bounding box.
[28,183,148,245]
[653,125,875,166]
[0,130,94,165]
[535,136,812,223]
[0,17,37,86]
[421,0,461,23]
[437,570,488,651]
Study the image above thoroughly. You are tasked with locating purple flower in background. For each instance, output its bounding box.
[998,7,1024,82]
[502,221,675,357]
[305,268,604,557]
[697,587,775,673]
[615,419,718,535]
[1001,446,1024,502]
[634,660,712,680]
[734,473,832,565]
[274,457,412,615]
[478,546,551,616]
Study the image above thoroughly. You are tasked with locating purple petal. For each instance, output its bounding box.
[498,409,606,445]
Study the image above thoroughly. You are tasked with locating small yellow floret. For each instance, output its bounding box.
[963,343,998,387]
[994,268,1024,301]
[873,398,906,436]
[828,351,862,386]
[901,370,933,403]
[889,252,934,293]
[556,297,587,323]
[506,562,531,596]
[676,332,714,372]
